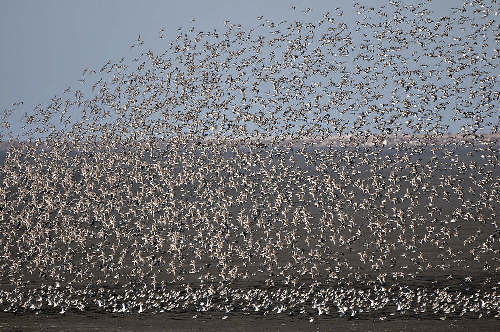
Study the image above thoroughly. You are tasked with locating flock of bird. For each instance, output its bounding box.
[0,0,498,321]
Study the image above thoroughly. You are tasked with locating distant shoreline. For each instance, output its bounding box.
[0,133,499,151]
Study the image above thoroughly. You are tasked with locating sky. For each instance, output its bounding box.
[1,0,486,140]
[1,0,351,110]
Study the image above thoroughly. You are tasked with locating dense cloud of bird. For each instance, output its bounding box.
[0,0,498,321]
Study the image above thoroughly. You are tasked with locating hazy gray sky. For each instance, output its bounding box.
[0,1,334,110]
[2,0,476,139]
[1,1,462,109]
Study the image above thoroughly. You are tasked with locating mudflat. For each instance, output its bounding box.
[0,143,498,332]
